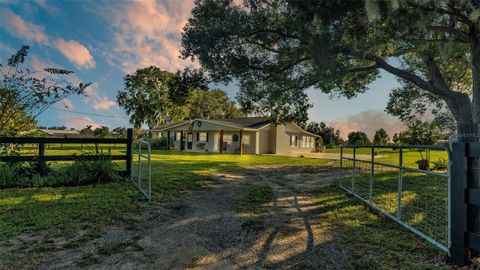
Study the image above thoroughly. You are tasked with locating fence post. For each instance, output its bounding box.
[126,128,133,177]
[370,146,374,202]
[38,143,46,176]
[458,123,480,261]
[396,147,403,220]
[352,146,356,192]
[450,142,468,266]
[340,146,343,186]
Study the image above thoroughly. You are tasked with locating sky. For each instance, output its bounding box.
[0,0,407,139]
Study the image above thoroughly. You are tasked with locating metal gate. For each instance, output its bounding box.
[338,145,450,252]
[132,140,152,201]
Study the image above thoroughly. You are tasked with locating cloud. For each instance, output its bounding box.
[60,98,74,109]
[0,9,49,43]
[329,110,407,140]
[66,116,102,130]
[99,0,197,73]
[34,0,61,17]
[93,99,116,110]
[56,38,96,69]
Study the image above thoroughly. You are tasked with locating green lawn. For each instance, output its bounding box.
[0,150,450,268]
[325,146,449,170]
[0,151,330,241]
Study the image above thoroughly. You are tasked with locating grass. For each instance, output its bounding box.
[314,187,448,269]
[0,150,330,242]
[325,146,449,170]
[238,184,274,213]
[0,149,450,268]
[339,161,449,247]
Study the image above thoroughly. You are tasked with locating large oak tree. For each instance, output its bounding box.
[182,0,479,125]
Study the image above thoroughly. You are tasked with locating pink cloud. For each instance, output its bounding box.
[66,116,102,130]
[0,9,49,43]
[102,0,198,73]
[328,110,407,140]
[56,38,96,69]
[60,98,74,109]
[93,99,116,110]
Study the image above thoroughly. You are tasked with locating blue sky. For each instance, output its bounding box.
[0,0,406,138]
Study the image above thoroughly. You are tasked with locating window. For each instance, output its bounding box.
[174,132,181,141]
[198,132,207,142]
[242,134,251,145]
[223,134,232,144]
[290,135,297,146]
[187,133,193,142]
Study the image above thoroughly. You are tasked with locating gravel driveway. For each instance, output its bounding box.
[12,164,339,269]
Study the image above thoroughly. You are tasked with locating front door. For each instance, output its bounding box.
[187,133,193,150]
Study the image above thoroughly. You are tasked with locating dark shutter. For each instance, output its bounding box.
[173,132,177,141]
[196,132,199,141]
[206,132,209,142]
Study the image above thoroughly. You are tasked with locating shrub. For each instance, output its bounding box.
[0,150,123,188]
[0,163,19,187]
[432,158,448,171]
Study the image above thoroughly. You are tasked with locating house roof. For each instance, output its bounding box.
[153,117,319,138]
[210,117,271,129]
[154,117,272,131]
[39,129,79,135]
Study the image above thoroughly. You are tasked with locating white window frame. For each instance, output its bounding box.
[198,132,207,142]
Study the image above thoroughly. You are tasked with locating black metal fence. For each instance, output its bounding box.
[0,128,133,176]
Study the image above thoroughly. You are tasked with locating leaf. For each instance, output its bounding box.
[43,68,74,75]
[7,45,30,67]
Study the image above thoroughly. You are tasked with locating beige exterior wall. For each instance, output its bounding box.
[270,123,316,154]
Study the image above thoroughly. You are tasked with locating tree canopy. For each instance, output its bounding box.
[182,0,479,125]
[187,89,244,119]
[348,131,371,145]
[306,121,341,146]
[117,66,244,127]
[0,45,90,136]
[397,120,441,145]
[373,128,390,145]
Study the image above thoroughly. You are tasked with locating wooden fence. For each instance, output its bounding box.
[0,128,133,176]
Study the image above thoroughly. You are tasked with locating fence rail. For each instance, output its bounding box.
[339,145,450,252]
[0,129,133,176]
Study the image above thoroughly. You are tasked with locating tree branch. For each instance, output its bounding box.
[426,25,469,42]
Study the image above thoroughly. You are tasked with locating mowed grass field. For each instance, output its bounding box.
[0,149,331,241]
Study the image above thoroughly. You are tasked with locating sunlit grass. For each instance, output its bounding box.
[0,151,332,241]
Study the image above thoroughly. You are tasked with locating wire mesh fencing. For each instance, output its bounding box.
[132,140,152,201]
[338,145,450,252]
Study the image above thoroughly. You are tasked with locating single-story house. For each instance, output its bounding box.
[150,117,320,155]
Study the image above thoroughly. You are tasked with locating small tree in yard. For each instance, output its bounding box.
[0,45,90,136]
[348,131,370,145]
[373,128,390,145]
[306,122,341,147]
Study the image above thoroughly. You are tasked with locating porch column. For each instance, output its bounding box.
[180,130,184,151]
[167,130,170,150]
[255,131,260,154]
[239,130,243,155]
[219,130,224,154]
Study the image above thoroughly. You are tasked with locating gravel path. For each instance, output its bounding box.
[4,165,344,269]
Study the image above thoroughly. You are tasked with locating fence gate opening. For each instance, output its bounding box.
[338,145,450,252]
[132,140,152,201]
